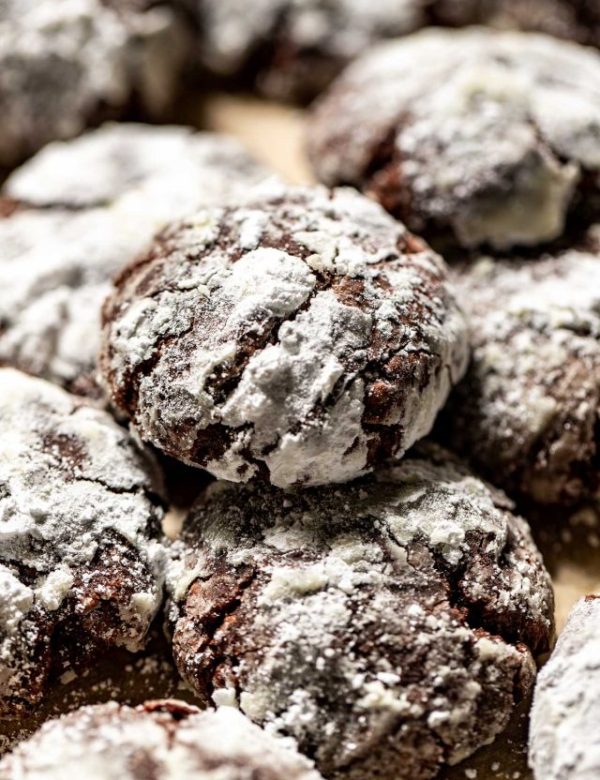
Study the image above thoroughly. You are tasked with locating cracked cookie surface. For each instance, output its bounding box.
[0,123,274,397]
[529,596,600,780]
[166,444,554,780]
[308,28,600,250]
[439,246,600,505]
[0,700,323,779]
[101,185,469,488]
[0,368,165,719]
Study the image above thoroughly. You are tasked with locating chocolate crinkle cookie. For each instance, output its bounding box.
[100,185,469,488]
[180,0,452,102]
[529,596,600,780]
[439,247,600,505]
[0,700,323,779]
[308,28,600,250]
[0,368,166,719]
[0,0,188,167]
[166,445,554,780]
[0,123,274,398]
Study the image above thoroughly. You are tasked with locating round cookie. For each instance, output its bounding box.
[308,28,600,250]
[166,445,554,780]
[439,246,600,505]
[0,699,322,778]
[0,124,274,397]
[182,0,433,102]
[0,700,322,779]
[529,596,600,780]
[0,0,187,166]
[0,368,165,719]
[100,185,469,488]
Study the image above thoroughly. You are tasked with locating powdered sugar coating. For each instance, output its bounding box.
[529,596,600,780]
[0,700,323,779]
[191,0,431,100]
[0,368,165,718]
[101,185,469,488]
[308,28,600,249]
[441,247,600,505]
[0,124,274,397]
[0,0,187,166]
[5,123,275,211]
[166,444,554,780]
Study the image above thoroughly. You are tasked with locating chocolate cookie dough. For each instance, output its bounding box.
[181,0,432,102]
[166,445,554,780]
[101,185,469,488]
[0,123,273,397]
[308,28,600,250]
[0,700,323,779]
[440,247,600,505]
[0,0,187,166]
[0,369,165,719]
[529,596,600,780]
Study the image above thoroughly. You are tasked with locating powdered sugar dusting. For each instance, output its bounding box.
[0,124,275,395]
[0,368,165,716]
[167,445,554,779]
[0,0,186,165]
[6,124,277,212]
[0,701,323,779]
[217,289,372,485]
[102,185,469,488]
[309,28,600,249]
[529,596,600,780]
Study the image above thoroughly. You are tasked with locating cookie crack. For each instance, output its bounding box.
[382,514,547,659]
[175,563,260,706]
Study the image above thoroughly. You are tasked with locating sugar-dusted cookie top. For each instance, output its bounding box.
[101,185,469,487]
[0,700,323,779]
[166,444,554,779]
[309,28,600,250]
[0,369,165,718]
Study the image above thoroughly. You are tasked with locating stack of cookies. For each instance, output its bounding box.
[0,3,598,780]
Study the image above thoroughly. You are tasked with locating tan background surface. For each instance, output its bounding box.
[1,93,599,780]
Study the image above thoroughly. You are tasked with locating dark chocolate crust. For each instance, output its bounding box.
[166,444,554,780]
[100,185,468,488]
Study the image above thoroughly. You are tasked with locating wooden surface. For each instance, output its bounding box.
[1,92,599,780]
